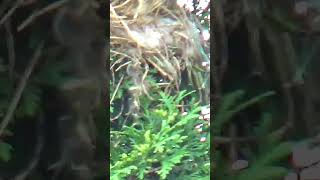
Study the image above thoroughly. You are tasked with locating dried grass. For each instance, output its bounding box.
[110,0,209,105]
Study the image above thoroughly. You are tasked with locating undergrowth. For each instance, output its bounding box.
[111,90,210,179]
[213,90,293,180]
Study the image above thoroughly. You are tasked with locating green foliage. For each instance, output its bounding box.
[233,141,291,180]
[111,90,209,179]
[0,141,12,162]
[213,90,275,135]
[213,90,292,180]
[109,2,210,179]
[234,139,292,180]
[16,85,42,118]
[36,60,67,87]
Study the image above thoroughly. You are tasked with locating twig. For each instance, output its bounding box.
[115,61,131,72]
[229,124,238,162]
[280,34,298,135]
[141,63,153,100]
[213,136,256,144]
[148,166,161,174]
[0,42,44,137]
[0,0,24,27]
[243,0,265,76]
[17,0,68,31]
[282,83,295,135]
[212,64,221,108]
[110,56,125,70]
[110,75,124,105]
[0,0,12,17]
[213,0,228,80]
[212,0,227,109]
[110,4,141,47]
[112,0,131,9]
[5,19,15,81]
[110,50,133,59]
[146,57,173,81]
[270,121,293,140]
[111,104,124,122]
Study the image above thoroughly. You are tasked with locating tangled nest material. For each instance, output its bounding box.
[110,0,210,111]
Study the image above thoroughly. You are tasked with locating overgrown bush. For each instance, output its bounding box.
[111,91,209,179]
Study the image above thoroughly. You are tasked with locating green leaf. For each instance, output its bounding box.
[16,85,41,117]
[0,141,12,162]
[214,90,275,134]
[256,142,293,166]
[231,91,275,117]
[37,60,67,87]
[158,150,189,179]
[213,90,245,132]
[254,112,273,138]
[111,165,137,180]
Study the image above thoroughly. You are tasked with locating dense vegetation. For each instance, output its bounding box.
[213,0,320,179]
[0,1,107,179]
[110,0,210,179]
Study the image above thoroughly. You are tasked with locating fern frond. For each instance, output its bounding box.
[158,150,189,179]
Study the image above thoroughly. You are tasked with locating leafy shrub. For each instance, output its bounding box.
[213,90,293,180]
[111,90,209,179]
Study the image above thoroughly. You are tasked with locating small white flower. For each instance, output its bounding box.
[185,0,195,11]
[202,29,210,41]
[202,61,210,67]
[199,0,210,10]
[201,106,210,115]
[195,124,203,129]
[200,137,206,142]
[182,111,188,116]
[196,10,203,16]
[203,114,210,120]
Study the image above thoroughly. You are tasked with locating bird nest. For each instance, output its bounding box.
[110,0,210,110]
